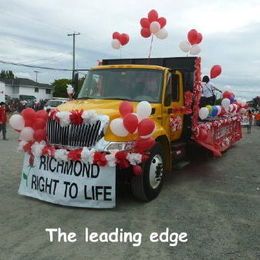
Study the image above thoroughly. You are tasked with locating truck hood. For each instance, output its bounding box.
[57,99,125,119]
[56,98,164,142]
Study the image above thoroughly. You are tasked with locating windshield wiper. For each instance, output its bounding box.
[77,96,94,100]
[101,97,133,101]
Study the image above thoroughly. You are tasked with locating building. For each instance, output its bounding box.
[0,77,53,100]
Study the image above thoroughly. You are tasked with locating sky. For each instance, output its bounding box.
[0,0,259,100]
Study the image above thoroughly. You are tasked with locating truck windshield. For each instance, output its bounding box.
[78,68,163,103]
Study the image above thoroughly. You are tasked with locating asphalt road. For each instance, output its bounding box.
[0,126,259,260]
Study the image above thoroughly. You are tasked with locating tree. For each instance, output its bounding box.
[52,77,85,97]
[252,96,260,110]
[52,79,72,97]
[0,70,15,79]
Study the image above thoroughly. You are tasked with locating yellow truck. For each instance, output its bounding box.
[45,57,241,203]
[18,57,241,207]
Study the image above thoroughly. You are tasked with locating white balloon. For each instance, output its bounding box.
[240,99,247,107]
[136,101,152,120]
[225,85,232,91]
[109,118,128,137]
[111,39,121,49]
[190,44,201,55]
[199,107,209,120]
[240,108,246,114]
[66,84,74,95]
[179,40,191,53]
[20,127,34,142]
[155,28,168,39]
[228,104,234,113]
[9,114,25,130]
[221,98,230,108]
[150,21,161,34]
[232,104,238,113]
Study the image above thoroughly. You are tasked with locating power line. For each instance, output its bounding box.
[21,53,72,65]
[0,59,72,71]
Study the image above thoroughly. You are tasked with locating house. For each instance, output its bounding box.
[0,77,53,100]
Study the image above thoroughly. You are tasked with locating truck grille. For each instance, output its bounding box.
[46,119,102,148]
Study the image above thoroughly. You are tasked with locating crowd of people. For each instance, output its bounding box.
[6,98,48,113]
[0,98,49,140]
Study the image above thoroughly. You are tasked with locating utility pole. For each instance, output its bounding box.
[67,32,80,84]
[34,70,39,83]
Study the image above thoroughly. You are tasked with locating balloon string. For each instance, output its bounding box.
[148,35,154,61]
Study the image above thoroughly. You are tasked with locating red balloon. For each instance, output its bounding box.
[119,33,129,46]
[123,113,138,134]
[112,32,121,40]
[138,118,155,136]
[148,9,159,23]
[140,28,151,38]
[119,101,133,117]
[196,32,203,44]
[134,137,155,152]
[157,17,167,28]
[36,110,48,121]
[187,29,198,45]
[33,129,46,142]
[24,119,34,127]
[222,91,233,99]
[198,128,208,141]
[140,18,150,28]
[21,108,36,121]
[230,104,236,113]
[236,103,241,112]
[210,65,222,79]
[32,118,46,130]
[219,107,226,116]
[132,165,143,176]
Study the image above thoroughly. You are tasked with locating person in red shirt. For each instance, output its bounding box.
[0,102,8,140]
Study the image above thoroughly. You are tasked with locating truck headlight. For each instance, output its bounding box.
[105,142,134,152]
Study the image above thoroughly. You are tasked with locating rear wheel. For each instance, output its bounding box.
[131,143,165,201]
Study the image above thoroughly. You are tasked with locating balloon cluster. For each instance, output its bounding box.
[9,108,48,142]
[199,105,222,120]
[179,29,203,55]
[111,32,130,49]
[221,91,247,114]
[199,90,248,120]
[140,9,168,39]
[110,101,156,152]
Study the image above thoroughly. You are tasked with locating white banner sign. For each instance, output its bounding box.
[18,154,116,208]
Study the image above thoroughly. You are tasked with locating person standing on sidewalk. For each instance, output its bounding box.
[0,102,8,140]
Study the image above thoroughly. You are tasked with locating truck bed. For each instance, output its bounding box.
[194,115,242,156]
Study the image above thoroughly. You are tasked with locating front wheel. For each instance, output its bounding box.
[131,143,165,201]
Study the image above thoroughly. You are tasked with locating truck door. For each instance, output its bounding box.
[162,70,184,141]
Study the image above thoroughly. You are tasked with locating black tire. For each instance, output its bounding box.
[131,143,165,202]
